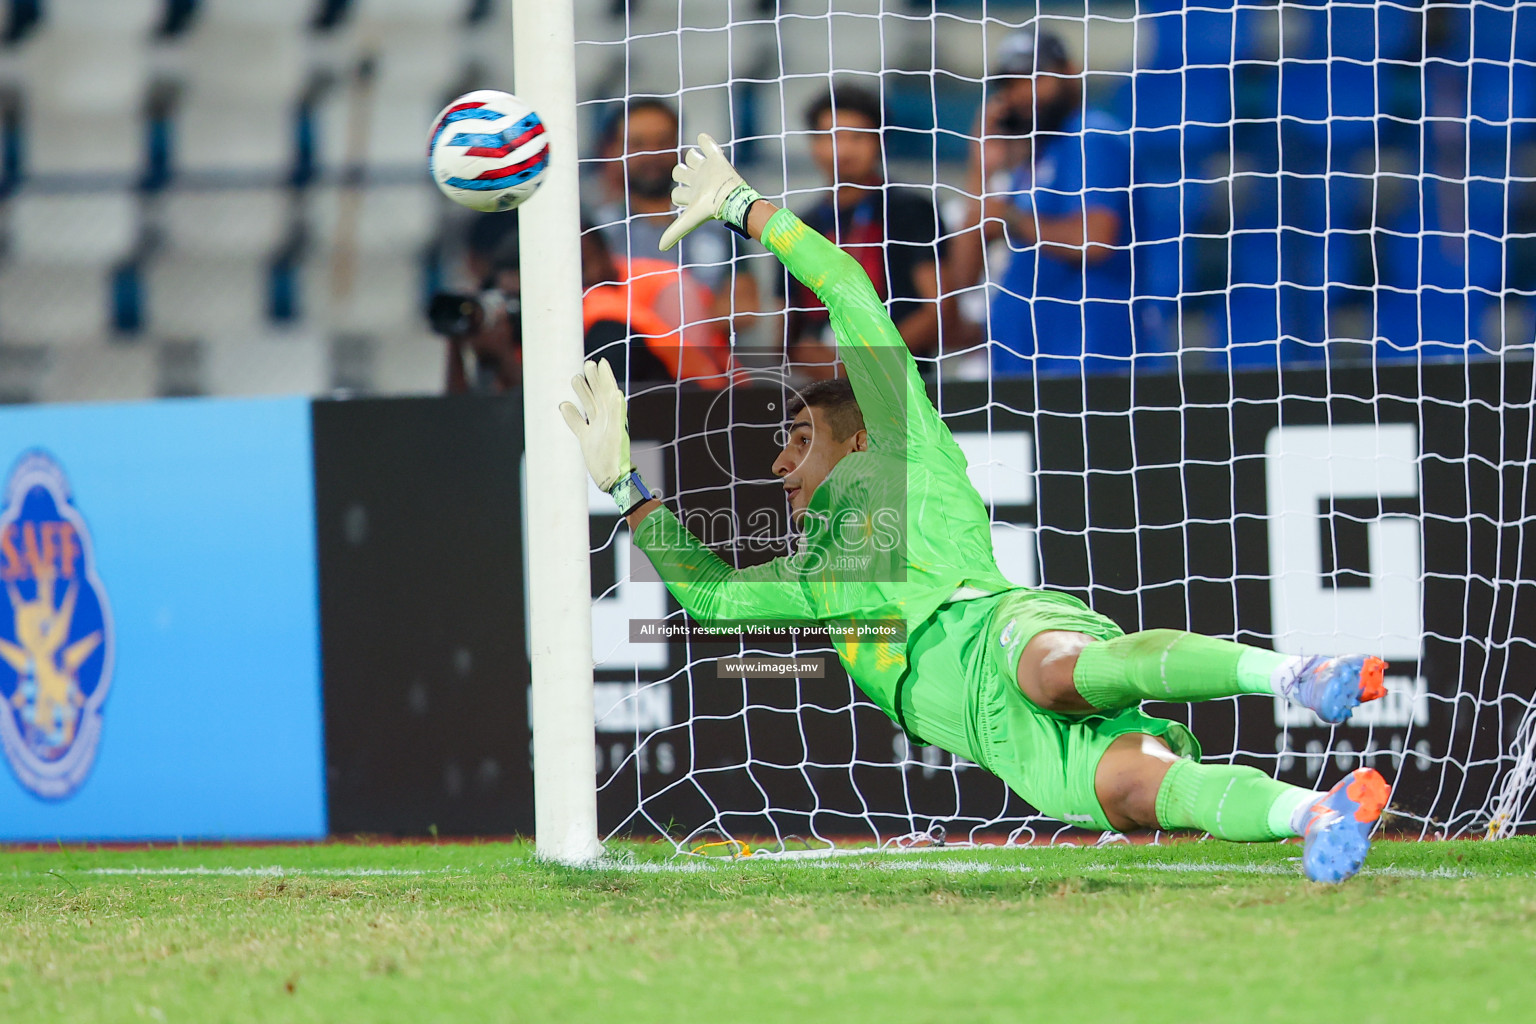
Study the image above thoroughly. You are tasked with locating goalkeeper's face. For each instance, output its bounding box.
[772,405,868,525]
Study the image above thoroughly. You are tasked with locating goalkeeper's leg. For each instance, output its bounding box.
[1019,629,1387,725]
[1096,734,1389,882]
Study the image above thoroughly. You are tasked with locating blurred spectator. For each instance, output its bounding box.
[782,83,947,380]
[433,210,730,393]
[591,99,760,337]
[949,27,1168,376]
[581,227,730,389]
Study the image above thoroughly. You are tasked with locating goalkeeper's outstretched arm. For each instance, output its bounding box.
[662,134,948,457]
[559,359,815,625]
[559,134,948,625]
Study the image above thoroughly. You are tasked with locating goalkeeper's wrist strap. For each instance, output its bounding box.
[608,469,657,516]
[719,182,764,239]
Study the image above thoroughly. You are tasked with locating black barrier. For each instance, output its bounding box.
[603,361,1536,839]
[312,362,1536,838]
[313,396,533,836]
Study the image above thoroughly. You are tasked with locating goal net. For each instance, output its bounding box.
[571,0,1536,851]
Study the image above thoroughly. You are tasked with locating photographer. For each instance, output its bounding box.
[433,211,522,394]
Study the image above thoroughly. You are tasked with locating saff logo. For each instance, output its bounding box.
[0,451,113,800]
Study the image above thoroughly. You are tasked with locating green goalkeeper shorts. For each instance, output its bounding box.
[900,587,1199,831]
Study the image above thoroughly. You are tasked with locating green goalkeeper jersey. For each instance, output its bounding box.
[633,209,1015,733]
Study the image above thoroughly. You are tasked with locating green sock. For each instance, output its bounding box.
[1072,630,1291,711]
[1154,758,1318,841]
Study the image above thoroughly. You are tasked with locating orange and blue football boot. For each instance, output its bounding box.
[1289,655,1388,725]
[1303,767,1390,883]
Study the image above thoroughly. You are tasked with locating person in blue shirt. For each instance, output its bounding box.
[951,28,1167,377]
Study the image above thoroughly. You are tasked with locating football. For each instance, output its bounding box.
[428,89,550,212]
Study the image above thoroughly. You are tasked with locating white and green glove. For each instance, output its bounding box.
[558,358,656,514]
[658,133,763,251]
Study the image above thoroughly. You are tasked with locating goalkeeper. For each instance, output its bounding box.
[561,134,1393,884]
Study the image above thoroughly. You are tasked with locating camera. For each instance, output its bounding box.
[427,289,520,341]
[998,104,1031,136]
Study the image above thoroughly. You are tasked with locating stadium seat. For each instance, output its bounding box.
[620,28,687,97]
[37,0,161,35]
[1284,1,1420,65]
[311,57,449,179]
[160,23,309,104]
[931,12,986,79]
[573,41,627,103]
[1212,167,1330,367]
[1142,0,1268,72]
[157,22,309,181]
[680,27,741,90]
[188,0,318,29]
[776,14,836,79]
[36,340,159,403]
[678,88,735,148]
[12,18,152,183]
[1108,0,1246,174]
[202,329,330,396]
[371,331,447,394]
[827,5,898,78]
[572,0,627,46]
[1243,63,1374,178]
[347,0,475,27]
[1129,182,1181,301]
[173,99,302,181]
[145,255,271,338]
[158,188,293,260]
[23,112,145,184]
[18,29,150,111]
[1370,177,1496,359]
[0,263,113,343]
[306,183,444,258]
[623,0,773,39]
[7,191,139,267]
[305,254,427,335]
[367,23,463,99]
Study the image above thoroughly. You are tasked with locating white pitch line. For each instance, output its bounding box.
[612,858,1025,874]
[2,861,1495,881]
[78,867,453,878]
[609,858,1484,879]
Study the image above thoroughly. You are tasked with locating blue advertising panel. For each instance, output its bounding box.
[0,396,325,840]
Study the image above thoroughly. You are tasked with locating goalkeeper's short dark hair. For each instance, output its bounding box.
[787,378,865,442]
[804,82,884,132]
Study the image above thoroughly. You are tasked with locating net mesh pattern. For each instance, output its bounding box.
[571,0,1536,852]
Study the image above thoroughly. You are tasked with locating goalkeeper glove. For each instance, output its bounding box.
[658,133,762,251]
[558,358,656,514]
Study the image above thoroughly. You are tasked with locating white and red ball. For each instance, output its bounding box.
[428,90,550,212]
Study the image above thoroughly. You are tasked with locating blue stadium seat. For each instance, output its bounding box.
[1130,182,1181,298]
[1110,0,1249,171]
[1286,1,1420,64]
[1209,164,1360,367]
[1141,0,1263,73]
[1370,175,1496,359]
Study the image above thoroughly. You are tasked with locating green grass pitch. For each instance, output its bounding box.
[3,837,1534,1023]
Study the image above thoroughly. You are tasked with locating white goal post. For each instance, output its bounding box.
[513,0,601,865]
